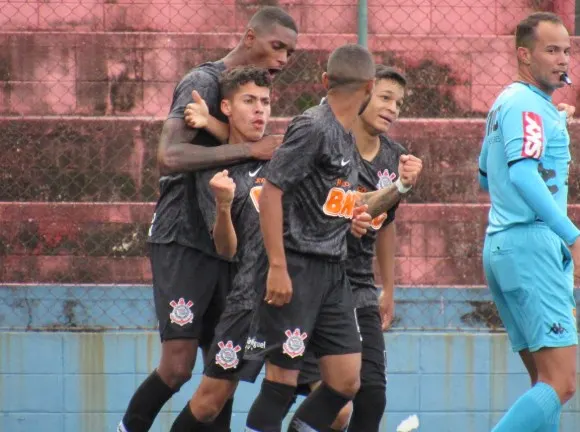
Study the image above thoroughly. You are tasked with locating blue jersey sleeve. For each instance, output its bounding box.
[509,159,580,245]
[499,97,546,164]
[478,138,489,191]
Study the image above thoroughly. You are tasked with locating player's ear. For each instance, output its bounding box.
[322,72,329,90]
[244,28,256,48]
[365,78,376,95]
[221,99,232,117]
[517,46,531,65]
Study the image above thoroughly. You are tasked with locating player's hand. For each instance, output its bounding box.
[557,103,575,124]
[249,135,284,160]
[399,154,423,188]
[184,90,209,129]
[265,265,293,307]
[209,170,236,205]
[379,290,395,330]
[351,204,372,238]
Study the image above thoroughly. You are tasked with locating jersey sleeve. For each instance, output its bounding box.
[168,69,218,120]
[195,169,219,234]
[265,115,323,192]
[499,97,546,164]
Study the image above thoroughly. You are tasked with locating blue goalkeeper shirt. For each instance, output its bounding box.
[478,82,578,244]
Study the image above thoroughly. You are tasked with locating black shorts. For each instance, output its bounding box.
[243,251,361,380]
[204,308,264,381]
[295,305,387,394]
[151,242,232,348]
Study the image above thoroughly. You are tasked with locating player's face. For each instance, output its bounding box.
[246,24,297,77]
[529,21,571,91]
[222,82,271,142]
[360,78,405,134]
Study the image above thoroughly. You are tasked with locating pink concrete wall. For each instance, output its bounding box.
[0,0,575,35]
[1,33,579,118]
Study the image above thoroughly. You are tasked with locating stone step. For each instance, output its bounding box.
[0,32,578,118]
[2,117,580,203]
[2,202,580,285]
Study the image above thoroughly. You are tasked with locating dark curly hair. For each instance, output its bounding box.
[219,66,272,99]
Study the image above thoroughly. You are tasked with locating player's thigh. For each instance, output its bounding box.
[489,227,577,353]
[357,306,386,388]
[200,260,235,353]
[484,233,527,352]
[309,265,362,359]
[150,243,221,342]
[204,308,263,383]
[244,252,327,372]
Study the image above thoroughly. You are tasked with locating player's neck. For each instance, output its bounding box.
[516,70,554,96]
[326,93,364,131]
[222,48,251,69]
[227,129,247,145]
[353,118,381,161]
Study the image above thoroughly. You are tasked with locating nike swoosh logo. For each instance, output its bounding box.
[341,159,350,166]
[249,166,263,177]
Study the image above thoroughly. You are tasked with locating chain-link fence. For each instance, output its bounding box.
[1,0,578,332]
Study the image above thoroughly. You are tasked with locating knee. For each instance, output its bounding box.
[333,374,360,399]
[157,358,193,389]
[191,382,234,422]
[558,376,576,403]
[265,362,299,387]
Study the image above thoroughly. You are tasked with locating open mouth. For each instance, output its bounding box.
[268,68,280,77]
[253,119,265,128]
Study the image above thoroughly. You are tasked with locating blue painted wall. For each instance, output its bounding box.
[1,285,579,431]
[2,332,580,432]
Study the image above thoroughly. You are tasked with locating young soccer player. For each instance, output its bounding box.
[118,7,297,432]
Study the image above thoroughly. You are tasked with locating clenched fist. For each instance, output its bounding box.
[209,170,236,205]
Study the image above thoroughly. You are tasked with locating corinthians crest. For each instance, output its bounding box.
[376,169,397,190]
[215,340,242,370]
[169,298,194,326]
[282,328,308,358]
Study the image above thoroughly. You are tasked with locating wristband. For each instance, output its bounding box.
[394,178,412,194]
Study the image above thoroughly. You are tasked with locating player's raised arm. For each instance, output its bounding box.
[209,170,238,259]
[358,154,423,218]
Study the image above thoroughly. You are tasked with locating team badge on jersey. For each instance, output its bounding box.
[215,340,242,369]
[376,169,397,190]
[282,328,308,358]
[169,298,194,326]
[521,111,544,159]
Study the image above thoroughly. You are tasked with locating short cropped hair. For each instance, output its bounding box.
[375,65,407,87]
[219,66,272,99]
[248,6,298,34]
[326,44,376,90]
[516,12,564,49]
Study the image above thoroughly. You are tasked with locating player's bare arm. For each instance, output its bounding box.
[359,154,423,217]
[376,223,396,330]
[259,180,293,307]
[157,118,253,175]
[209,170,238,259]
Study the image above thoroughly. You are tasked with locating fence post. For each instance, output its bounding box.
[357,0,368,47]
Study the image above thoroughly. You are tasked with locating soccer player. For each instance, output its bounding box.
[169,66,274,431]
[117,8,297,432]
[295,65,414,432]
[478,12,579,432]
[242,44,422,432]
